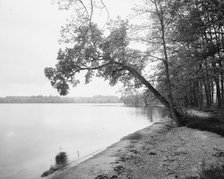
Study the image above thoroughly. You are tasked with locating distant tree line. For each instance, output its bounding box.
[0,95,121,103]
[120,90,160,107]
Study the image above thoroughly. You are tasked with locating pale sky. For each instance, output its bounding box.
[0,0,135,97]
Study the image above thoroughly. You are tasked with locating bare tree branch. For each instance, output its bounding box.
[77,0,89,17]
[74,61,113,73]
[99,0,110,28]
[89,0,94,24]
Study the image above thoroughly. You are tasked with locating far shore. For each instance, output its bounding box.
[45,116,224,179]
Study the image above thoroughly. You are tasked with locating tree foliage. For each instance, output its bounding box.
[163,0,224,108]
[45,20,147,95]
[133,0,224,109]
[44,15,177,123]
[45,0,224,126]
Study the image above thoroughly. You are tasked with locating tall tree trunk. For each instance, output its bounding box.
[216,29,224,105]
[212,62,222,108]
[204,59,212,108]
[204,81,210,108]
[194,80,199,107]
[218,60,224,104]
[210,81,214,105]
[198,80,203,108]
[153,0,180,126]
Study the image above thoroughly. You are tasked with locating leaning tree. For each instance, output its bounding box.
[45,0,185,126]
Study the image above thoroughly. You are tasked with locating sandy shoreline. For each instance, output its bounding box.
[47,118,224,179]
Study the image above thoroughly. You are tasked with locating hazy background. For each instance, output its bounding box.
[0,0,135,97]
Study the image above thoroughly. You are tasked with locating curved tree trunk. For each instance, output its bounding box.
[118,63,184,126]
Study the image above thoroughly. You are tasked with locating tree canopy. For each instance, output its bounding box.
[45,0,224,125]
[45,20,145,94]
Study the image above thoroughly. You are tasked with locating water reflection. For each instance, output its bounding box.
[145,106,169,122]
[0,104,168,179]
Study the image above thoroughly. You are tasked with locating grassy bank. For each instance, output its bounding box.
[183,109,224,138]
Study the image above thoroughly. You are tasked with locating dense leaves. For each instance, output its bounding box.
[167,0,224,108]
[134,0,224,109]
[45,20,148,95]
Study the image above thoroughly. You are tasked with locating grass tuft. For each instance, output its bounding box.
[122,132,142,141]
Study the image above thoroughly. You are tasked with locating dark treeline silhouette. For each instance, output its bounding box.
[152,0,224,109]
[123,0,224,110]
[0,95,121,103]
[121,92,160,107]
[121,94,149,107]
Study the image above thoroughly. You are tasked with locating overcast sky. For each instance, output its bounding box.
[0,0,135,97]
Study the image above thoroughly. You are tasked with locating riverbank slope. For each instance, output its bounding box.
[49,118,224,179]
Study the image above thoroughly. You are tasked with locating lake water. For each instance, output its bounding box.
[0,104,168,179]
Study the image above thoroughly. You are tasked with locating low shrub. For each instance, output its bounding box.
[185,116,224,137]
[41,152,69,177]
[199,164,224,179]
[55,152,68,166]
[186,163,224,179]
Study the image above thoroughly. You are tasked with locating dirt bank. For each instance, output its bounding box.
[48,118,224,179]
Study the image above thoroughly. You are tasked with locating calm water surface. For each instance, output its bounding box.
[0,104,168,179]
